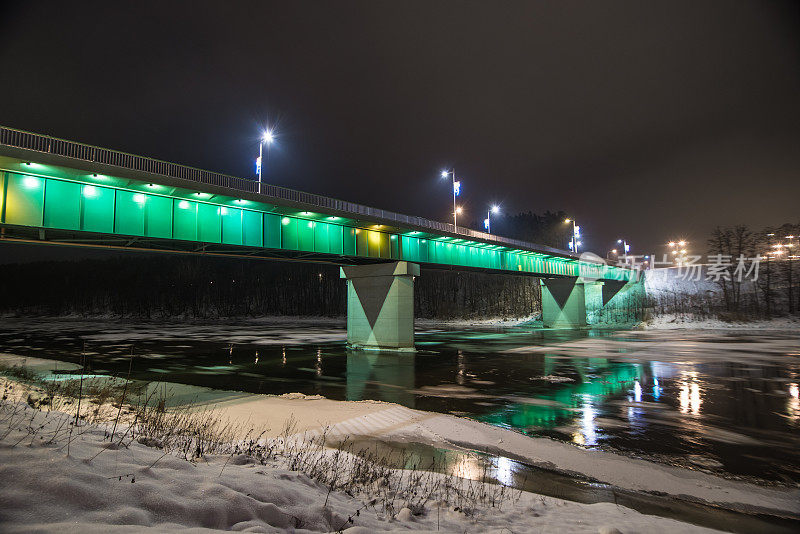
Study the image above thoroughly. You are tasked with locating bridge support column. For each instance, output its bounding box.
[340,262,420,351]
[541,278,587,328]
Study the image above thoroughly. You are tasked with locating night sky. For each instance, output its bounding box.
[1,1,798,260]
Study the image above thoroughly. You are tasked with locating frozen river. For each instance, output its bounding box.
[1,318,798,485]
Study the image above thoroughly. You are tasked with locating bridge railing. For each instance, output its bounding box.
[0,125,574,257]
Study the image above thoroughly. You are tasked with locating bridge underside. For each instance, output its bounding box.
[541,277,645,328]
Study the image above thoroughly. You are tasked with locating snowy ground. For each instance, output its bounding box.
[642,313,800,331]
[2,350,799,533]
[0,394,726,534]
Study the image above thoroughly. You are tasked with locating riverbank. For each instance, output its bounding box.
[642,313,800,330]
[1,398,728,534]
[2,354,798,532]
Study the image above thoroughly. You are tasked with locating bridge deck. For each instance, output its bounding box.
[0,126,633,281]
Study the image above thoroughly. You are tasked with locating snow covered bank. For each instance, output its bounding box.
[3,351,798,521]
[416,314,539,328]
[0,399,725,533]
[642,313,800,330]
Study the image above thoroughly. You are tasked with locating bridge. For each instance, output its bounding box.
[0,126,642,350]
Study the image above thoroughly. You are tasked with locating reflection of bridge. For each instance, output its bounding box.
[0,126,642,349]
[480,356,642,435]
[344,349,644,444]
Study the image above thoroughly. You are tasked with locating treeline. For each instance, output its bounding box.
[706,222,799,318]
[0,255,540,320]
[647,222,800,320]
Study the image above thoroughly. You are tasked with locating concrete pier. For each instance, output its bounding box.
[340,261,420,351]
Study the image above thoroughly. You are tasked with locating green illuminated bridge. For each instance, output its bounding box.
[0,126,643,350]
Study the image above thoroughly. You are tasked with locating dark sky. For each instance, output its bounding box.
[1,0,798,259]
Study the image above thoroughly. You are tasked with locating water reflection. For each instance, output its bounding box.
[679,371,702,416]
[1,324,799,482]
[574,394,598,446]
[346,351,416,407]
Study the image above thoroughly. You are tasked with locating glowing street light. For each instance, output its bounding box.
[564,218,581,253]
[484,205,500,233]
[441,169,462,231]
[617,238,631,258]
[256,128,275,193]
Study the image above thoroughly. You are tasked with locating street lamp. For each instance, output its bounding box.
[617,238,630,258]
[256,129,274,193]
[668,239,689,265]
[441,169,462,231]
[484,205,499,233]
[565,218,580,253]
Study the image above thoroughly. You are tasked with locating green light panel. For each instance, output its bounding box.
[0,170,634,281]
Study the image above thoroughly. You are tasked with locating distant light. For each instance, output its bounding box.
[441,170,449,178]
[611,249,617,254]
[680,249,687,253]
[455,207,463,214]
[565,219,571,223]
[678,240,686,246]
[491,205,500,214]
[668,242,675,247]
[390,235,396,240]
[327,216,339,221]
[262,130,274,144]
[617,239,623,243]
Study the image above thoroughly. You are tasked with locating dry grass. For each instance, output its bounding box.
[1,363,524,529]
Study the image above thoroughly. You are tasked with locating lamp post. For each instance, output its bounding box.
[668,239,689,265]
[565,218,581,253]
[256,129,274,194]
[617,238,630,259]
[441,169,461,231]
[484,205,499,234]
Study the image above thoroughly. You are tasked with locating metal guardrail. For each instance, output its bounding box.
[0,125,574,257]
